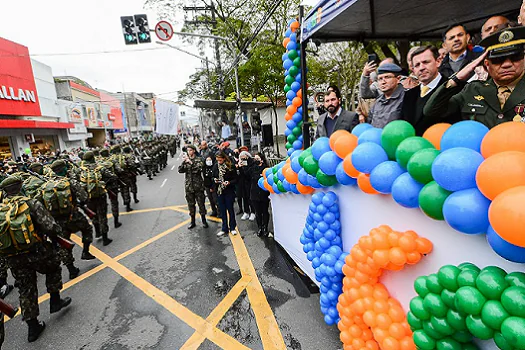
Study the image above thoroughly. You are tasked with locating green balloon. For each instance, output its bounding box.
[381,120,416,160]
[424,293,448,318]
[495,331,516,350]
[458,269,480,288]
[436,338,462,350]
[407,311,423,330]
[298,148,312,166]
[408,148,440,184]
[441,289,456,309]
[285,142,293,149]
[411,296,432,320]
[289,65,299,77]
[273,174,279,184]
[419,181,451,220]
[395,136,435,169]
[459,263,481,272]
[466,315,495,340]
[24,147,31,155]
[455,286,487,315]
[422,319,445,339]
[431,316,455,336]
[427,274,444,294]
[501,286,525,318]
[438,265,461,292]
[292,126,302,136]
[277,181,286,193]
[451,330,473,343]
[272,167,278,174]
[413,329,437,350]
[476,270,509,300]
[288,49,298,60]
[293,57,301,67]
[303,156,319,176]
[480,266,507,278]
[502,317,525,348]
[506,272,525,289]
[287,134,297,143]
[316,169,338,187]
[447,309,468,331]
[284,84,291,93]
[481,300,510,331]
[415,276,430,297]
[285,74,295,85]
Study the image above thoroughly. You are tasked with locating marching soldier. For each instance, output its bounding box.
[100,148,123,228]
[123,145,140,204]
[110,145,134,212]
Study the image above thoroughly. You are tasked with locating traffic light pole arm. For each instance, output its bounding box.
[152,30,231,42]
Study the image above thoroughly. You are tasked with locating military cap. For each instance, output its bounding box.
[50,160,66,170]
[0,175,22,189]
[93,149,100,156]
[377,63,403,75]
[83,151,95,161]
[123,146,132,153]
[110,145,121,154]
[100,149,110,157]
[7,161,16,166]
[186,144,197,151]
[29,162,43,171]
[480,26,525,59]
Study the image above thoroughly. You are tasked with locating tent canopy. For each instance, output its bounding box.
[301,0,521,42]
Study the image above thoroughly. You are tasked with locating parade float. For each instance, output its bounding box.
[263,2,525,348]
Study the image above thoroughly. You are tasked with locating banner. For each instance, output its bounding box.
[68,104,84,123]
[155,99,179,135]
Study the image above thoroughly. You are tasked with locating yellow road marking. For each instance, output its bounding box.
[70,235,250,350]
[180,277,252,350]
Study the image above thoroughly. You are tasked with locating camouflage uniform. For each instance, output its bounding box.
[0,256,8,286]
[142,146,155,179]
[99,150,122,227]
[110,146,134,211]
[123,147,140,203]
[178,151,207,227]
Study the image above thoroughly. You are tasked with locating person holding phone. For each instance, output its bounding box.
[237,150,255,221]
[213,152,238,237]
[248,152,271,237]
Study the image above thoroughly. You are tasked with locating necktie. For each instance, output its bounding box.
[420,85,430,98]
[498,86,511,109]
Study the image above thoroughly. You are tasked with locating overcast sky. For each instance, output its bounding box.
[0,0,207,101]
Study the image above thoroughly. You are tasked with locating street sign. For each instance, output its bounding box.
[155,21,174,41]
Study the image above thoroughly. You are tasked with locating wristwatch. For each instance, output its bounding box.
[446,73,463,89]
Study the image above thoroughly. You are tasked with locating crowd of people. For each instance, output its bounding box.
[0,136,177,345]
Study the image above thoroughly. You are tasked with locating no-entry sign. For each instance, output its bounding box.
[155,21,174,41]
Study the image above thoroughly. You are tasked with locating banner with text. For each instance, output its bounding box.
[155,99,179,135]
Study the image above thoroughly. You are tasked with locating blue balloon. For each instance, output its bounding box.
[298,134,304,141]
[443,188,490,234]
[290,183,300,194]
[370,161,405,194]
[293,140,303,149]
[336,161,357,186]
[291,81,301,92]
[324,315,336,326]
[307,173,322,188]
[312,257,322,268]
[297,106,303,114]
[277,168,285,182]
[352,123,373,137]
[311,137,331,160]
[291,156,302,173]
[487,225,525,263]
[286,120,296,129]
[324,229,336,241]
[285,28,292,37]
[286,99,293,106]
[286,41,297,51]
[295,73,302,82]
[391,173,424,208]
[264,168,273,178]
[292,112,302,123]
[284,69,289,77]
[358,127,383,145]
[257,177,266,190]
[287,148,294,156]
[351,142,389,174]
[272,183,281,194]
[289,33,297,43]
[286,90,296,100]
[282,52,289,62]
[318,151,342,176]
[432,147,484,192]
[291,150,302,159]
[322,192,338,207]
[284,128,292,137]
[316,204,328,215]
[317,221,329,232]
[440,120,489,152]
[323,212,336,224]
[282,179,292,192]
[312,192,324,205]
[298,169,309,185]
[267,173,275,186]
[283,59,293,70]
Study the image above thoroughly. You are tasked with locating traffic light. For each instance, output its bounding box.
[134,14,151,43]
[120,16,137,45]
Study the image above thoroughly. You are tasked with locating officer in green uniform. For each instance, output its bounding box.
[424,27,525,128]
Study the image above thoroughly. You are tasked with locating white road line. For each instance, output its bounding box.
[171,165,175,170]
[161,179,167,188]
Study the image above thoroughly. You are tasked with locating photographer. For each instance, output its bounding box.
[213,152,238,237]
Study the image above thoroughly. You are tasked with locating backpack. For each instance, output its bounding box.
[112,154,128,170]
[22,176,46,199]
[79,165,106,198]
[41,177,74,216]
[0,196,40,255]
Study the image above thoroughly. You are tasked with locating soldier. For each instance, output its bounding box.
[0,175,71,342]
[80,151,114,246]
[100,148,123,228]
[425,27,525,128]
[178,144,208,229]
[110,145,134,212]
[123,145,140,204]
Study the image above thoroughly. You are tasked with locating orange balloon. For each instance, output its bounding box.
[389,247,407,266]
[398,235,416,252]
[285,167,298,184]
[358,173,379,194]
[481,121,525,158]
[399,336,416,350]
[286,105,297,115]
[330,129,351,148]
[296,89,302,98]
[334,133,359,159]
[422,123,451,150]
[343,154,360,178]
[284,113,292,121]
[290,21,300,31]
[372,249,390,267]
[388,323,406,340]
[476,151,525,200]
[363,310,377,327]
[296,181,314,195]
[366,340,380,350]
[489,186,525,247]
[282,37,291,48]
[406,251,422,264]
[382,336,400,350]
[415,238,433,254]
[292,97,302,107]
[262,168,269,179]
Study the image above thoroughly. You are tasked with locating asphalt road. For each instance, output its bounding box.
[3,154,341,350]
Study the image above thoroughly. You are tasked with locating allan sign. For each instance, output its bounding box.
[0,37,41,116]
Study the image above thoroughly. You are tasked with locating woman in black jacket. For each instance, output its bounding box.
[248,152,271,236]
[213,152,238,237]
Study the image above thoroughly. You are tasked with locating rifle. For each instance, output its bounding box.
[53,235,76,250]
[0,298,18,318]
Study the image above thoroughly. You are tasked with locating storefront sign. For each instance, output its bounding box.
[107,113,116,121]
[69,105,83,123]
[0,37,41,116]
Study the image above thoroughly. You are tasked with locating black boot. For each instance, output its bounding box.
[148,175,152,180]
[81,243,96,260]
[94,225,101,239]
[27,319,46,343]
[134,194,140,204]
[102,230,113,246]
[67,264,80,279]
[49,292,72,314]
[126,204,133,212]
[188,216,196,229]
[114,216,122,228]
[201,215,209,228]
[257,227,264,237]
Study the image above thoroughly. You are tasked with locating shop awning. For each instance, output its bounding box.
[301,0,521,42]
[0,119,74,129]
[194,99,273,111]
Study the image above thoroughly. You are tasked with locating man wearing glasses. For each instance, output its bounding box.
[424,27,525,128]
[367,63,405,128]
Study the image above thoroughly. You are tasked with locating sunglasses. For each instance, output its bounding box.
[489,53,525,65]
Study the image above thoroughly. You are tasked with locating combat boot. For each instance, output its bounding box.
[27,319,46,342]
[114,216,122,228]
[188,215,196,229]
[81,243,96,260]
[49,292,72,314]
[67,264,80,279]
[126,204,133,212]
[133,194,140,203]
[94,224,101,239]
[201,215,209,228]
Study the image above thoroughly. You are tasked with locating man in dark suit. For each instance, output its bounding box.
[402,45,460,135]
[439,24,481,79]
[315,88,358,138]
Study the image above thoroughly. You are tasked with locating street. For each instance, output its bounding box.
[3,155,341,350]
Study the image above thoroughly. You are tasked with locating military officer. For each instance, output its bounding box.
[424,27,525,128]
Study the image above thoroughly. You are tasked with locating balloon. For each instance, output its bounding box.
[395,137,435,170]
[285,75,295,86]
[422,123,451,150]
[369,161,405,194]
[286,104,297,115]
[342,153,359,178]
[292,126,302,136]
[443,189,491,234]
[358,127,383,145]
[286,40,297,51]
[24,148,31,155]
[296,181,314,194]
[480,122,525,158]
[290,21,300,31]
[440,120,489,152]
[286,119,296,129]
[358,173,379,194]
[283,59,294,70]
[381,121,416,160]
[291,156,302,173]
[501,317,525,348]
[333,133,358,159]
[293,57,301,68]
[487,225,525,263]
[318,151,342,176]
[311,137,331,160]
[288,49,299,60]
[277,180,286,193]
[290,81,301,92]
[455,286,486,315]
[257,177,266,190]
[476,151,525,201]
[431,148,484,192]
[418,181,451,220]
[292,112,303,123]
[352,123,373,137]
[289,65,299,77]
[489,186,525,247]
[335,162,357,186]
[352,143,389,174]
[282,37,291,48]
[292,97,302,107]
[303,155,319,175]
[307,172,322,188]
[284,166,299,184]
[407,149,440,185]
[391,173,425,208]
[287,134,297,143]
[316,169,338,187]
[295,73,302,82]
